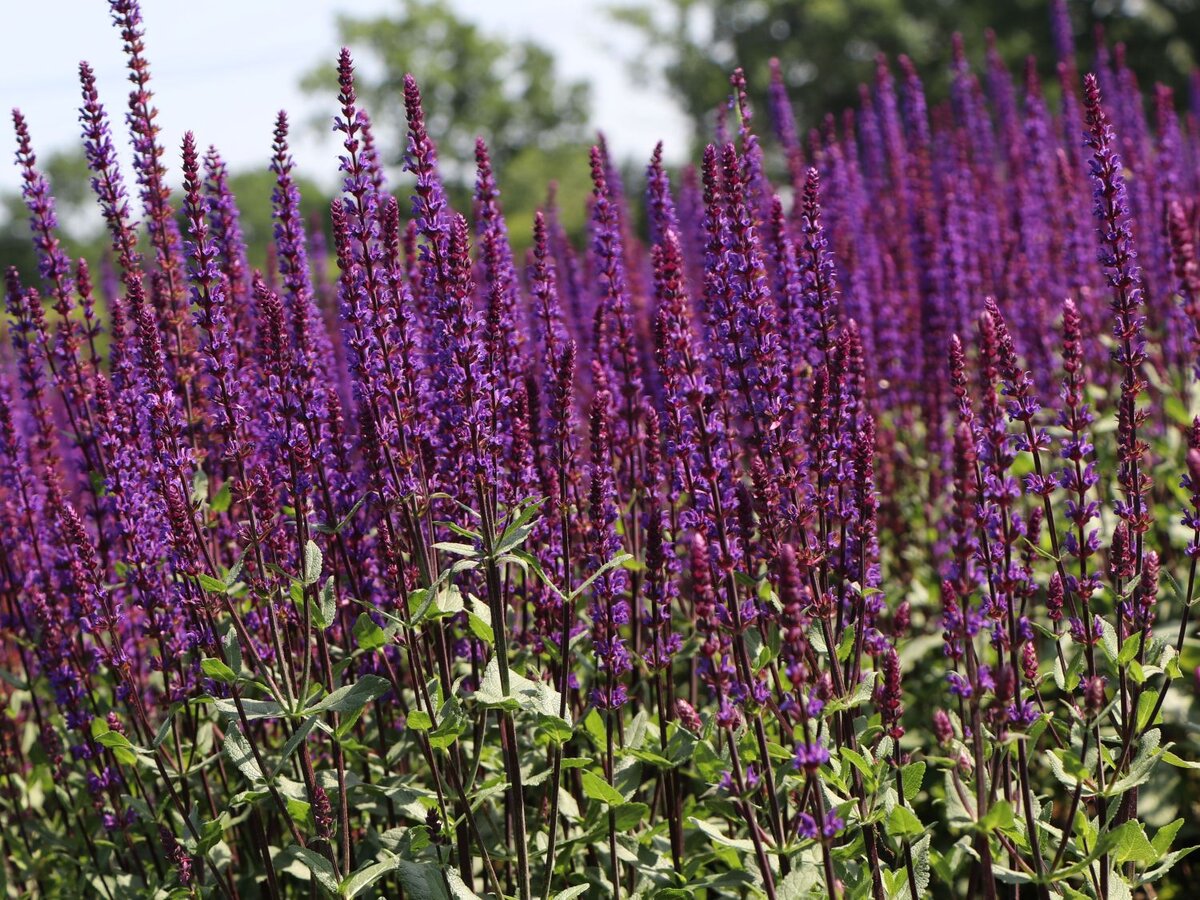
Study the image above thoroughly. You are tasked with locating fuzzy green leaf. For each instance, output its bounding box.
[352,613,387,651]
[887,805,924,839]
[290,847,339,896]
[407,710,433,732]
[200,657,238,684]
[340,855,401,898]
[901,761,926,802]
[302,540,323,586]
[305,675,391,716]
[580,770,624,805]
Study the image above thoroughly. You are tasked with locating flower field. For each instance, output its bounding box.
[2,0,1200,896]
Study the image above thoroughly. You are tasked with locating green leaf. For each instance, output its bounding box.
[943,772,974,829]
[441,516,483,538]
[152,707,177,749]
[1056,821,1141,879]
[95,729,142,765]
[315,577,337,630]
[992,866,1036,885]
[1152,819,1184,855]
[415,584,464,621]
[827,672,875,713]
[395,859,478,899]
[776,868,822,900]
[287,796,311,825]
[335,706,365,742]
[582,709,606,749]
[1106,730,1163,795]
[580,770,624,805]
[192,813,228,855]
[210,481,233,514]
[428,701,466,750]
[305,675,391,716]
[494,517,536,557]
[908,835,932,900]
[1112,821,1158,866]
[1161,749,1200,769]
[981,800,1014,833]
[1142,845,1199,884]
[1128,658,1146,685]
[407,710,433,732]
[839,747,876,791]
[626,709,650,751]
[434,541,478,558]
[1136,690,1160,732]
[1117,633,1141,666]
[191,469,210,506]
[612,801,648,830]
[353,613,387,651]
[201,657,238,684]
[687,817,755,853]
[196,573,228,594]
[291,847,339,896]
[222,626,242,675]
[303,540,323,586]
[223,727,263,782]
[887,805,924,839]
[835,626,855,663]
[666,722,698,764]
[1044,747,1089,790]
[340,855,401,898]
[901,761,926,802]
[1054,645,1084,693]
[465,598,493,644]
[473,658,567,725]
[1098,618,1120,663]
[212,696,284,722]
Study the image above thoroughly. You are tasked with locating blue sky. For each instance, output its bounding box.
[0,0,688,194]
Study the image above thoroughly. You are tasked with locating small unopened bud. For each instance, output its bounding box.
[1083,675,1107,717]
[425,806,447,845]
[1021,642,1039,683]
[933,709,954,745]
[1047,573,1064,624]
[674,699,702,733]
[1110,523,1134,581]
[313,785,333,841]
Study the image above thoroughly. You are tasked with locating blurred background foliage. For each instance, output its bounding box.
[608,0,1199,151]
[2,0,1197,278]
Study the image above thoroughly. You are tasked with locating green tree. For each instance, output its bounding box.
[609,0,1199,150]
[302,0,596,248]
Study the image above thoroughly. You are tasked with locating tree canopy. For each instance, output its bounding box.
[302,0,593,181]
[609,0,1199,149]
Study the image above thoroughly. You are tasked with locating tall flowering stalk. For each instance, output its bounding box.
[1085,74,1150,564]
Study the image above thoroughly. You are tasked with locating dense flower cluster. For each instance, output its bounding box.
[1,1,1199,897]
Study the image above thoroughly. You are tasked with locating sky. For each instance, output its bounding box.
[0,0,689,195]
